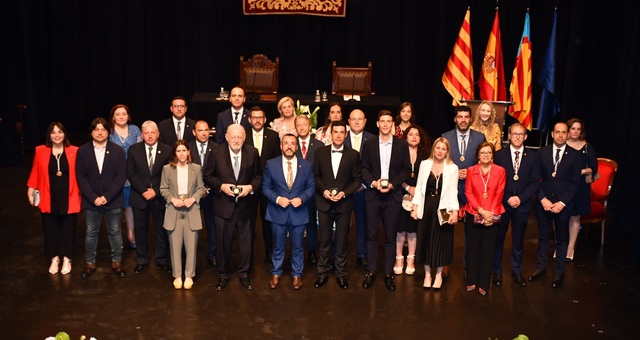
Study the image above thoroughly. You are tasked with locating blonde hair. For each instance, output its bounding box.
[430,137,454,165]
[277,96,295,118]
[471,101,497,130]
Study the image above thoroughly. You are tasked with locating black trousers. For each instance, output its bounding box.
[215,208,252,279]
[41,212,77,259]
[465,218,499,291]
[318,207,351,278]
[133,205,168,266]
[365,194,400,275]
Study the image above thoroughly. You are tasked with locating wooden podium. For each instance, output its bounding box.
[460,100,514,144]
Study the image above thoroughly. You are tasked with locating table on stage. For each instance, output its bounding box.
[190,92,402,133]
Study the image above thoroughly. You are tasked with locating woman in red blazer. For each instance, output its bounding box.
[26,122,81,275]
[464,141,506,296]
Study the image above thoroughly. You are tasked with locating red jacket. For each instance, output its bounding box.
[464,163,506,216]
[27,145,81,214]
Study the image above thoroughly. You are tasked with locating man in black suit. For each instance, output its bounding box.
[189,120,219,268]
[127,120,173,274]
[215,87,252,144]
[203,124,262,291]
[528,122,581,288]
[244,106,281,263]
[360,110,411,291]
[294,114,323,265]
[313,121,362,289]
[345,109,374,268]
[158,96,196,146]
[492,123,540,287]
[76,117,128,279]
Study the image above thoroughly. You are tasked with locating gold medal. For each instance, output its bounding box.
[460,156,465,162]
[179,195,186,200]
[482,192,488,199]
[552,171,557,177]
[411,172,415,178]
[513,175,519,181]
[434,189,439,196]
[56,171,62,177]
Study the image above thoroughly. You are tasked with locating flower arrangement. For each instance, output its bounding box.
[294,100,319,129]
[45,332,96,340]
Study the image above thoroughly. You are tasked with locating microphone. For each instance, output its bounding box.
[248,71,259,101]
[348,74,357,102]
[458,79,481,104]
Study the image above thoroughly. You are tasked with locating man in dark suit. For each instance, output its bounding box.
[244,106,281,263]
[158,96,196,146]
[76,117,128,279]
[262,133,316,290]
[215,87,251,144]
[492,123,540,287]
[313,121,362,289]
[360,110,411,291]
[529,122,581,288]
[127,120,173,274]
[294,114,323,265]
[345,109,374,268]
[189,120,219,268]
[203,124,262,291]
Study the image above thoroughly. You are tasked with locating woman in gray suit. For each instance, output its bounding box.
[160,140,206,289]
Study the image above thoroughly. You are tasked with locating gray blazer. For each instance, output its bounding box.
[160,163,206,231]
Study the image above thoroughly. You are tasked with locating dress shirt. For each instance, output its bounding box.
[298,136,311,159]
[198,142,207,162]
[146,143,158,166]
[93,141,106,174]
[379,137,393,180]
[275,156,298,204]
[554,144,567,164]
[229,147,242,171]
[350,131,363,152]
[331,145,344,178]
[456,129,468,157]
[253,129,263,156]
[173,116,185,140]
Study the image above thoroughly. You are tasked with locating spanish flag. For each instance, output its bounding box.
[442,8,473,106]
[479,9,506,101]
[509,12,533,129]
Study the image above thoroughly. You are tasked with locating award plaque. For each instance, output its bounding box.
[231,185,243,196]
[329,187,339,197]
[379,179,389,189]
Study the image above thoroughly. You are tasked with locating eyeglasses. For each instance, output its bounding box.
[250,116,265,119]
[510,132,525,137]
[350,118,365,121]
[479,151,493,155]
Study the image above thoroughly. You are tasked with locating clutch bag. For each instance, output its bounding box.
[33,189,41,207]
[402,194,413,212]
[439,209,450,222]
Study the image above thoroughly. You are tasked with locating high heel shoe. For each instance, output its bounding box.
[60,257,72,275]
[48,257,60,275]
[423,272,432,290]
[393,256,404,275]
[466,284,476,292]
[432,274,443,290]
[566,249,574,263]
[478,288,487,296]
[405,255,416,275]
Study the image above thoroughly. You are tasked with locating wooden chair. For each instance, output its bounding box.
[331,61,374,96]
[239,54,279,94]
[580,158,618,245]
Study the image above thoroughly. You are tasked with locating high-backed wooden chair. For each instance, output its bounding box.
[239,54,279,94]
[331,61,374,96]
[581,158,618,245]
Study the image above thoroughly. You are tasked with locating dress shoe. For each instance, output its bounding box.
[49,257,60,275]
[157,263,172,274]
[362,273,375,289]
[314,276,328,288]
[215,278,228,290]
[432,274,443,290]
[512,273,527,287]
[183,277,193,290]
[81,263,96,279]
[240,277,254,290]
[393,255,404,275]
[466,284,476,292]
[173,278,183,289]
[111,262,127,278]
[357,257,368,268]
[60,258,72,275]
[133,264,147,274]
[293,276,303,290]
[528,269,546,281]
[492,273,503,287]
[551,275,563,288]
[384,274,396,291]
[308,252,318,265]
[269,275,280,289]
[336,277,349,289]
[478,287,487,296]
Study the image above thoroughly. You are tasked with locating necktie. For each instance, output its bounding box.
[460,135,467,156]
[200,143,206,164]
[302,141,307,159]
[176,121,181,140]
[148,146,154,172]
[233,155,240,180]
[255,132,262,156]
[514,151,520,171]
[354,135,361,152]
[555,148,561,166]
[234,112,240,124]
[286,161,293,189]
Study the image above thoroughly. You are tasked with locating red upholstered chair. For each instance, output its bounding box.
[581,158,618,245]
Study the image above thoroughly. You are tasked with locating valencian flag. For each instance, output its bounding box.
[479,9,506,101]
[442,8,473,106]
[509,11,533,129]
[536,9,560,132]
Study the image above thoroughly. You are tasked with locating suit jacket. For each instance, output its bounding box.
[295,134,323,165]
[412,159,459,223]
[262,156,316,225]
[76,141,127,210]
[493,146,541,213]
[313,145,362,213]
[126,142,173,210]
[215,107,251,144]
[344,130,374,155]
[537,144,582,211]
[464,163,507,216]
[159,163,206,231]
[189,140,219,171]
[442,128,486,205]
[158,117,196,146]
[244,127,281,172]
[202,143,262,219]
[27,145,81,214]
[360,135,411,203]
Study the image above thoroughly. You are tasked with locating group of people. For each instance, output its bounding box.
[27,87,598,295]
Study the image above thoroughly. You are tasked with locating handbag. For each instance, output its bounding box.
[32,189,41,207]
[401,194,413,212]
[439,209,450,222]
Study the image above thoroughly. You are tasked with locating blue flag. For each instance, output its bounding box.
[536,10,560,132]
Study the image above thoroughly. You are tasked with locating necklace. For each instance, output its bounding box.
[480,167,491,199]
[55,153,63,177]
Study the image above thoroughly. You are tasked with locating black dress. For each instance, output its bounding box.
[416,172,454,267]
[398,157,426,233]
[572,143,598,216]
[48,152,69,215]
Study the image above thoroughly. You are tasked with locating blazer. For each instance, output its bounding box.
[344,130,374,155]
[75,141,127,210]
[313,145,363,213]
[464,163,507,216]
[215,107,251,144]
[189,140,219,170]
[158,117,196,146]
[442,128,486,205]
[295,134,323,165]
[493,147,541,213]
[27,145,81,214]
[536,144,582,210]
[412,159,459,224]
[244,127,281,172]
[360,135,411,203]
[262,155,316,226]
[126,142,173,210]
[202,143,262,219]
[159,163,206,231]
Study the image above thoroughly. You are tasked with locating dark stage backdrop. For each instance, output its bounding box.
[2,0,639,233]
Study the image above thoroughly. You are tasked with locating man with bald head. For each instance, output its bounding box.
[203,124,262,290]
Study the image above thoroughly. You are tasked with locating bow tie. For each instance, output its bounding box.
[332,150,343,153]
